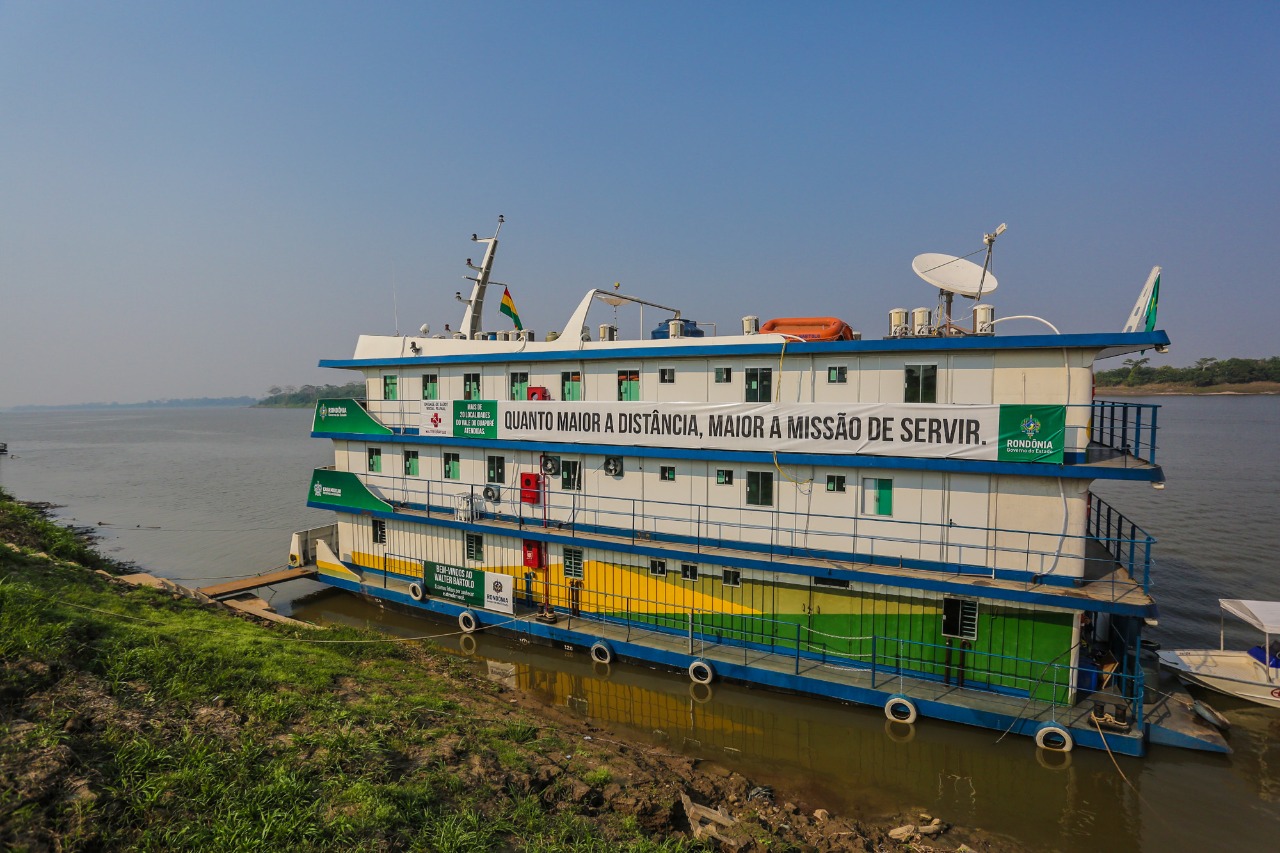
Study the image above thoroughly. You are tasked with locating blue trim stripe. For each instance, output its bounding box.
[312,430,1158,481]
[318,330,1171,369]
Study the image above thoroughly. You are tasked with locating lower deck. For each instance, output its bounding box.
[304,556,1226,756]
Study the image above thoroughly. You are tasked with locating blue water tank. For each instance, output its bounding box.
[650,319,705,340]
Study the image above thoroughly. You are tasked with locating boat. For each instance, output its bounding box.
[1158,599,1280,708]
[288,219,1220,755]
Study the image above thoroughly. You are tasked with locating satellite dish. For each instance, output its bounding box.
[911,253,998,298]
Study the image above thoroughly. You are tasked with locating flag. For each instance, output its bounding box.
[1122,266,1161,333]
[499,287,523,330]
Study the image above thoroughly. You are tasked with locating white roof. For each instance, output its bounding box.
[1221,600,1280,634]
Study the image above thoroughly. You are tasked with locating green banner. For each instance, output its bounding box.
[430,562,482,606]
[307,469,393,513]
[453,400,498,439]
[997,405,1066,464]
[313,399,392,435]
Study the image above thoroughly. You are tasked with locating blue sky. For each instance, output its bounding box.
[2,2,1277,406]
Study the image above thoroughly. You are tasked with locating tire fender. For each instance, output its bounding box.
[590,640,614,665]
[688,659,715,685]
[1035,723,1074,753]
[884,695,918,725]
[458,610,478,634]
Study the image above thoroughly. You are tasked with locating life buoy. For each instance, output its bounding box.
[590,640,614,665]
[458,610,478,633]
[884,695,918,725]
[688,660,715,685]
[1035,723,1074,752]
[408,582,424,601]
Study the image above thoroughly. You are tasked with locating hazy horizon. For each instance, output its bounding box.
[4,3,1277,407]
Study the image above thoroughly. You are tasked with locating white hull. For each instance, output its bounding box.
[1158,649,1280,709]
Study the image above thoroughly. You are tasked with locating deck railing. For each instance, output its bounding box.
[332,469,1156,598]
[1088,399,1160,464]
[480,577,1141,718]
[1087,492,1155,593]
[349,398,1162,467]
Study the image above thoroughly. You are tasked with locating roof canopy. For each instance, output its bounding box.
[1221,599,1280,634]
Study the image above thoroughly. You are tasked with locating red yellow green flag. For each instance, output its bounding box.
[499,286,523,331]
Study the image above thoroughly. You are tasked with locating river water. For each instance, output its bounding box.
[1,398,1278,851]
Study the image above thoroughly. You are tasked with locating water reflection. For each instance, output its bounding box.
[296,589,1151,850]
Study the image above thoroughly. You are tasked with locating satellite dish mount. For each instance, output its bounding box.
[911,223,1006,335]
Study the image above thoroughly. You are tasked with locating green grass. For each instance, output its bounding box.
[0,488,704,852]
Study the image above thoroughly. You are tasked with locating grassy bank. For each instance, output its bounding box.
[1,489,985,852]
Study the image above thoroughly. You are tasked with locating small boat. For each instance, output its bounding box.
[1158,599,1280,709]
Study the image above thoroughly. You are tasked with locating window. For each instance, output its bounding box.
[443,452,460,480]
[746,471,774,507]
[561,460,581,491]
[561,371,582,401]
[617,369,640,401]
[905,364,938,403]
[422,373,439,400]
[827,365,847,384]
[509,372,529,401]
[367,447,382,473]
[486,455,506,484]
[658,368,675,384]
[660,465,676,482]
[465,533,484,562]
[716,469,734,485]
[722,569,742,587]
[372,519,386,544]
[715,367,732,383]
[463,372,482,400]
[404,450,419,477]
[826,474,846,492]
[649,559,667,577]
[745,367,772,402]
[862,477,893,516]
[942,597,979,641]
[564,547,584,580]
[814,577,850,589]
[383,375,398,400]
[681,563,699,582]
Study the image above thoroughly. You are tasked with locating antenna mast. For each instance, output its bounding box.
[459,215,504,339]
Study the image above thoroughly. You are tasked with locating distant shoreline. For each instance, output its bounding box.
[1096,381,1280,396]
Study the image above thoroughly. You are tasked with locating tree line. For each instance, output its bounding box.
[1096,357,1280,387]
[257,382,365,407]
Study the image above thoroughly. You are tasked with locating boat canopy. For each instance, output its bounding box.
[1221,600,1280,634]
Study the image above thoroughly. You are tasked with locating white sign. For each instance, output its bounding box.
[483,571,514,614]
[425,400,1005,459]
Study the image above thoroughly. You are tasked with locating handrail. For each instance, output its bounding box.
[347,398,1161,463]
[510,576,1138,713]
[1088,399,1160,464]
[327,468,1156,597]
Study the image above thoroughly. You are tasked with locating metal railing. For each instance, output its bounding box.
[326,469,1157,599]
[345,398,1161,466]
[1089,399,1160,464]
[1087,493,1155,592]
[511,577,1139,715]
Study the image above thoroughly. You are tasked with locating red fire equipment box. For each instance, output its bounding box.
[522,540,545,570]
[527,386,550,400]
[520,472,542,504]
